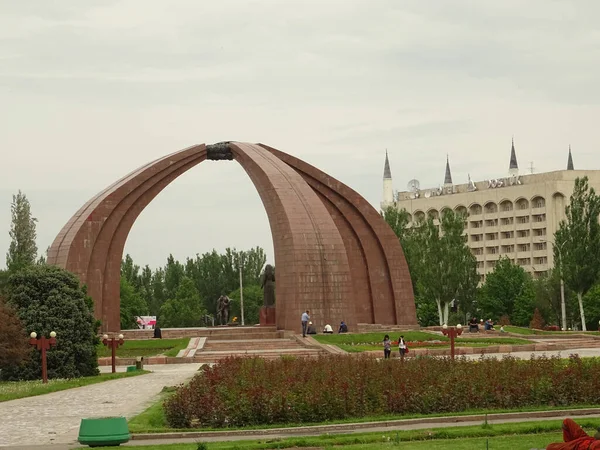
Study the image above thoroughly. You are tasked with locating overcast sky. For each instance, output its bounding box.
[1,0,599,270]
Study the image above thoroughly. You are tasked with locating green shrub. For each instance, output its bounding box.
[1,265,99,380]
[164,354,600,428]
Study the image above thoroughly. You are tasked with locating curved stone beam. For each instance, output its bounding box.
[259,144,417,326]
[48,145,207,331]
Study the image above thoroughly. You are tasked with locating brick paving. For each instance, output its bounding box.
[0,363,200,448]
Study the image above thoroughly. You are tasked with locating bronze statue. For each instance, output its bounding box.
[216,295,231,325]
[261,264,275,307]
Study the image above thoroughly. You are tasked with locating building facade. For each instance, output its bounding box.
[383,143,600,280]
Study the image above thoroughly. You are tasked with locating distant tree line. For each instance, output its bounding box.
[119,247,270,329]
[383,176,600,330]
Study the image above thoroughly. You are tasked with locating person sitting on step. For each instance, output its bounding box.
[338,321,348,333]
[307,321,317,335]
[323,323,333,334]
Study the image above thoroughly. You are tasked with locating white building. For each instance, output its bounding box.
[383,142,600,280]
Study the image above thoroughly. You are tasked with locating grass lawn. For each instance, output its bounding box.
[96,338,189,358]
[313,331,531,353]
[504,326,600,335]
[95,420,600,449]
[128,391,599,434]
[0,370,148,402]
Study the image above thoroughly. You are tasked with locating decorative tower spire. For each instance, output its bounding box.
[509,137,519,176]
[567,145,574,170]
[383,149,392,179]
[382,150,394,207]
[444,154,453,186]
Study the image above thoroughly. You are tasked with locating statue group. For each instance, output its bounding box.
[216,295,231,325]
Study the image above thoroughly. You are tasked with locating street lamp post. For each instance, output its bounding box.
[29,331,57,384]
[541,238,567,331]
[102,334,124,373]
[441,324,463,359]
[239,262,245,326]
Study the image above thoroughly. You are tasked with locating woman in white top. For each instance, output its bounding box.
[398,335,407,358]
[323,324,333,334]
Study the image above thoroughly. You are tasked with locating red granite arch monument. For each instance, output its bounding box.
[47,142,417,333]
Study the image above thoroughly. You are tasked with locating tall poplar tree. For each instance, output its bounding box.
[6,191,38,272]
[555,176,600,331]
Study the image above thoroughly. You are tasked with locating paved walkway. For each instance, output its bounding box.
[11,410,600,449]
[0,364,200,449]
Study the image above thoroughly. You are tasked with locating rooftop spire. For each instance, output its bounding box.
[509,137,518,170]
[444,154,453,185]
[383,149,392,179]
[567,145,574,170]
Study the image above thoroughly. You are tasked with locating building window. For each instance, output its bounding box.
[486,233,498,241]
[518,244,530,252]
[470,220,483,228]
[533,228,547,237]
[518,216,530,224]
[533,198,546,208]
[501,217,514,225]
[517,258,531,266]
[533,214,546,222]
[517,230,530,238]
[486,219,498,227]
[487,247,498,254]
[535,256,548,264]
[534,242,547,251]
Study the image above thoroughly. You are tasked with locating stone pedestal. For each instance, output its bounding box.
[260,306,276,326]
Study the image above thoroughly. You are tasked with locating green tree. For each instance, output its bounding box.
[0,296,30,371]
[555,176,600,331]
[120,277,148,329]
[0,270,8,296]
[415,210,478,325]
[121,254,141,290]
[381,206,412,243]
[149,268,166,315]
[1,265,99,381]
[583,284,600,331]
[159,277,206,327]
[6,191,38,272]
[164,254,185,300]
[228,285,264,325]
[478,257,535,325]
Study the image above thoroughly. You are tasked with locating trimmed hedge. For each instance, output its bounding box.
[164,354,600,428]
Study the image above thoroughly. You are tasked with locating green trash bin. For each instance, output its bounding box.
[78,416,130,447]
[126,365,137,372]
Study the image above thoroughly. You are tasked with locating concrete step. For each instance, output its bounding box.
[203,339,303,351]
[119,327,280,340]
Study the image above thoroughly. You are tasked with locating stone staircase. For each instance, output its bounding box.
[119,326,285,340]
[107,327,329,366]
[192,337,325,363]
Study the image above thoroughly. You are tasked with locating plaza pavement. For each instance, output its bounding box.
[3,347,600,450]
[0,363,201,449]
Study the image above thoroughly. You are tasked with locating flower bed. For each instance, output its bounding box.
[164,354,600,428]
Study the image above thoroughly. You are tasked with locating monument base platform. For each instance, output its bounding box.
[260,306,276,326]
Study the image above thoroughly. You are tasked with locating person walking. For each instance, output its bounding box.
[398,335,408,359]
[301,310,310,337]
[383,334,391,359]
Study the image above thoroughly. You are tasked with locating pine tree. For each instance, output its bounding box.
[6,191,38,272]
